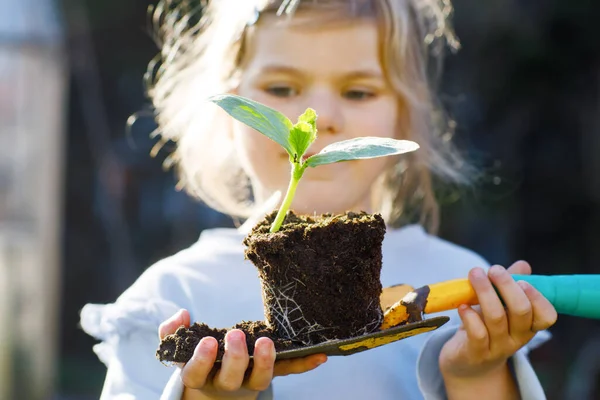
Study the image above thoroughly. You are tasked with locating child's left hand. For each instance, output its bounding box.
[439,261,557,380]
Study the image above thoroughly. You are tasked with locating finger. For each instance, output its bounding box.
[489,265,533,339]
[517,281,558,332]
[213,330,250,392]
[458,304,490,353]
[180,336,219,388]
[273,354,327,377]
[245,337,276,391]
[506,260,532,275]
[158,309,191,340]
[470,267,508,342]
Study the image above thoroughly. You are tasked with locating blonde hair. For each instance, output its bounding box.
[146,0,472,232]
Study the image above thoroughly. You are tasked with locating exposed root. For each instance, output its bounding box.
[353,299,383,337]
[262,281,330,345]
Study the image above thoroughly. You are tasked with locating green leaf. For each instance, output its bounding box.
[297,108,317,131]
[288,108,318,159]
[304,137,419,168]
[209,94,294,155]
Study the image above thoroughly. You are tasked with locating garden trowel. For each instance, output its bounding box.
[275,274,600,361]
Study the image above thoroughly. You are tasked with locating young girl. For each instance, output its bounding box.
[81,1,557,399]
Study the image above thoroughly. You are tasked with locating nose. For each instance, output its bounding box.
[307,89,343,135]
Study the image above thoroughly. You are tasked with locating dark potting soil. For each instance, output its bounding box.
[156,320,298,364]
[157,210,387,364]
[244,210,386,344]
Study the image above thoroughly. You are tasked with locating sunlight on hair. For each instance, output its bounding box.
[145,0,473,232]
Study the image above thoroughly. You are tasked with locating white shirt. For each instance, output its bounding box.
[81,224,550,399]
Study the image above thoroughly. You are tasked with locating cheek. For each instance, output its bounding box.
[232,123,284,177]
[379,101,400,139]
[351,100,399,139]
[356,157,391,181]
[353,117,397,142]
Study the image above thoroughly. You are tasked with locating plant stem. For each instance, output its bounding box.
[270,162,304,233]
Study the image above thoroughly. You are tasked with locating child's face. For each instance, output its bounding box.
[234,14,400,215]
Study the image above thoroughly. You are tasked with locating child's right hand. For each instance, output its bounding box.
[159,310,328,400]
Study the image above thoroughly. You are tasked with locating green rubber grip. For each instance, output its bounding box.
[512,274,600,319]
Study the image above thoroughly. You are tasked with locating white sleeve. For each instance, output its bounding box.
[416,324,552,400]
[162,370,274,400]
[161,370,185,400]
[81,300,184,400]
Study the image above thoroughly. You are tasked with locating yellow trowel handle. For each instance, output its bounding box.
[420,278,478,314]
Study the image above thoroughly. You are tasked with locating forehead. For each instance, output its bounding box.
[244,15,383,76]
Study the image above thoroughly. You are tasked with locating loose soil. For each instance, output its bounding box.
[157,210,386,364]
[156,321,297,363]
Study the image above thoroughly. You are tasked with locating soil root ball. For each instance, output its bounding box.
[244,210,386,345]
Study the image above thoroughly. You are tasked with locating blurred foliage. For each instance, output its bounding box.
[57,0,599,398]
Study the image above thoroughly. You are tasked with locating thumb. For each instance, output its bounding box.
[506,260,532,275]
[158,309,191,340]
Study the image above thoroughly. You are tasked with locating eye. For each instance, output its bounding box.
[265,85,299,98]
[343,89,376,101]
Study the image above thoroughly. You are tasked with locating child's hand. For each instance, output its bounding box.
[439,261,557,382]
[158,310,327,400]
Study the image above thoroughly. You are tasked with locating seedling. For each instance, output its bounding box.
[209,94,420,232]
